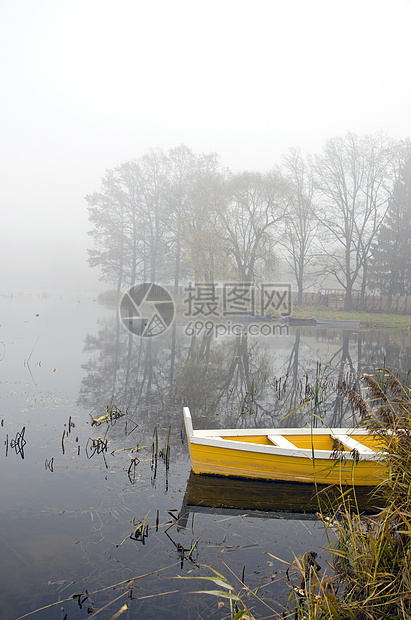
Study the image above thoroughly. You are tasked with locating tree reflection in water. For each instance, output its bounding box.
[78,314,411,433]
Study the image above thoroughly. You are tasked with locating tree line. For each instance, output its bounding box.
[86,134,411,310]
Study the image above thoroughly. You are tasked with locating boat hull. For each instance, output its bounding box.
[187,437,384,485]
[281,317,316,326]
[314,317,361,328]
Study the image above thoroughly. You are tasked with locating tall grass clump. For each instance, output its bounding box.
[287,368,411,620]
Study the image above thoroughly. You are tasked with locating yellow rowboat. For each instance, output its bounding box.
[183,407,387,486]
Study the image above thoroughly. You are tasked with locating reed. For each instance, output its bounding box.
[160,425,171,466]
[286,368,411,620]
[176,561,261,620]
[61,428,66,454]
[152,424,171,467]
[152,424,159,459]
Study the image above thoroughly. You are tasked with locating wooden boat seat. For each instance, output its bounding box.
[267,435,297,449]
[332,433,375,455]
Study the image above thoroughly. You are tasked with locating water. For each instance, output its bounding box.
[0,293,410,619]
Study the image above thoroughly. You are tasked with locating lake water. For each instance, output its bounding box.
[0,293,410,619]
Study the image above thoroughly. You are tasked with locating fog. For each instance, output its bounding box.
[1,0,411,294]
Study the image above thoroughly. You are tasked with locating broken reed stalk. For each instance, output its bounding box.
[151,424,171,467]
[166,424,171,458]
[130,515,149,544]
[187,538,200,560]
[161,425,171,465]
[15,563,181,620]
[152,425,159,459]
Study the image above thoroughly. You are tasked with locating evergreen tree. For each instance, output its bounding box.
[368,145,411,303]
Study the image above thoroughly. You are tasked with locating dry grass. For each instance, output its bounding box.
[286,368,411,619]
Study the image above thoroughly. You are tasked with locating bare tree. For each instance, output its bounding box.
[218,170,288,281]
[87,162,146,292]
[168,147,227,283]
[280,149,319,304]
[87,149,179,291]
[313,133,394,309]
[166,145,196,294]
[137,148,171,282]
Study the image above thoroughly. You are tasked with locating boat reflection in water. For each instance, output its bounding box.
[178,471,382,528]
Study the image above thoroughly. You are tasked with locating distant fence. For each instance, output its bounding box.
[297,291,411,315]
[293,292,325,307]
[168,286,411,315]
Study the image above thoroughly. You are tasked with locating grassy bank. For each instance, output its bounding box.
[292,305,411,330]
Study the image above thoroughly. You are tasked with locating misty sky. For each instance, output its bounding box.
[1,0,411,293]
